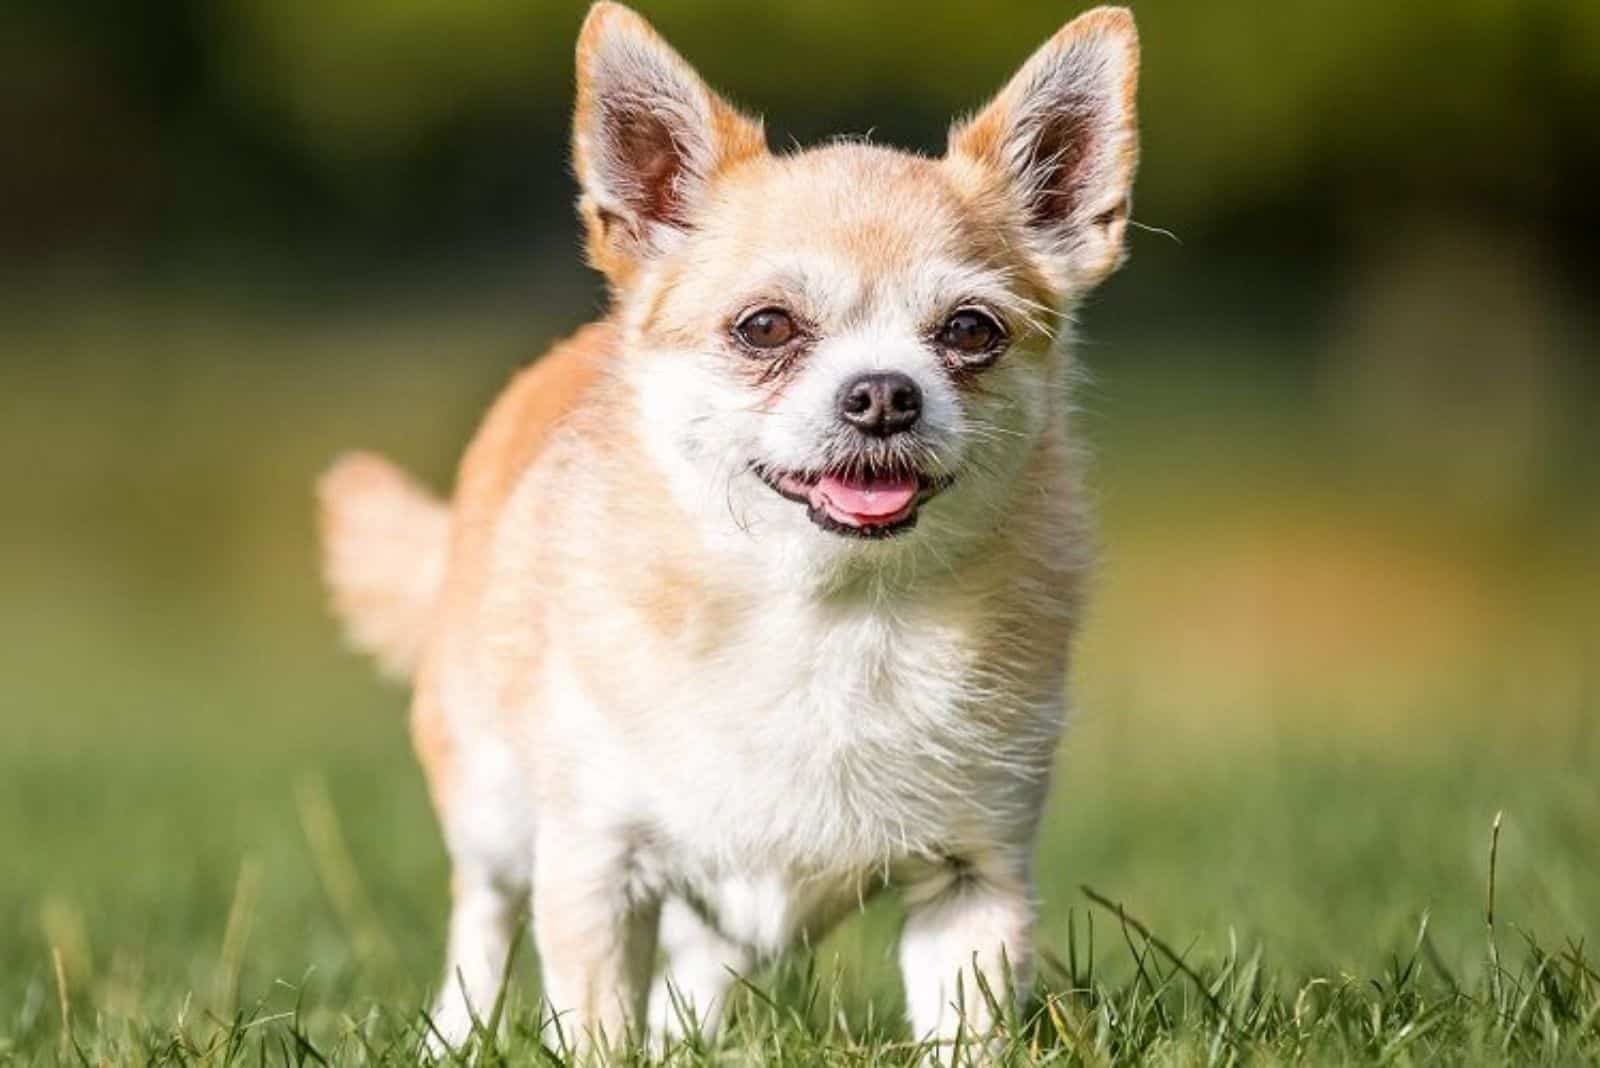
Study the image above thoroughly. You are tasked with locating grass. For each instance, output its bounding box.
[1,286,1596,1064]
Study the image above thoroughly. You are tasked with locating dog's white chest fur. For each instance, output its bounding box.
[516,581,1055,959]
[543,583,1047,884]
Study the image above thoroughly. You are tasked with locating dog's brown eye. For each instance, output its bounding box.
[736,308,797,350]
[939,309,1004,357]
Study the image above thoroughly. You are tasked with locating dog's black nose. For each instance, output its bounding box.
[837,372,922,436]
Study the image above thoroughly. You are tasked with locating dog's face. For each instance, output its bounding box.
[572,3,1138,573]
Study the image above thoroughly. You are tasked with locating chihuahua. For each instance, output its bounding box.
[320,1,1138,1056]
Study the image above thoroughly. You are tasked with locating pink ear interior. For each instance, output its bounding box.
[1012,94,1101,230]
[597,100,695,231]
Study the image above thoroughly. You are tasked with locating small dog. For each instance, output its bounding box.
[320,2,1138,1055]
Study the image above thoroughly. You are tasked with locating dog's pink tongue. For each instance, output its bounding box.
[814,472,919,523]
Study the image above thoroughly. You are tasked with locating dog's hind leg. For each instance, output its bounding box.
[647,896,752,1047]
[414,682,536,1054]
[428,865,522,1051]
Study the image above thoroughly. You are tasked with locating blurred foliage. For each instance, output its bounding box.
[5,0,1599,284]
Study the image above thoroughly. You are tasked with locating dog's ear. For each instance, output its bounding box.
[947,7,1140,295]
[573,2,766,288]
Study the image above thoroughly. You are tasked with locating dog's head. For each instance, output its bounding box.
[573,3,1138,575]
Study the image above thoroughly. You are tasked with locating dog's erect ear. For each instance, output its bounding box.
[573,2,766,287]
[947,7,1140,295]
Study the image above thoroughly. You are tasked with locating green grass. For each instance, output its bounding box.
[1,288,1596,1064]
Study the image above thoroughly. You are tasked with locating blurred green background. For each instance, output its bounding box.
[2,0,1597,1056]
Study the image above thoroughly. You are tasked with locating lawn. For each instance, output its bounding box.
[2,287,1596,1064]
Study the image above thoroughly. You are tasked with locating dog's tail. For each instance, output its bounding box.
[317,452,451,681]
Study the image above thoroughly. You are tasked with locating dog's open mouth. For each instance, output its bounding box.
[755,463,952,538]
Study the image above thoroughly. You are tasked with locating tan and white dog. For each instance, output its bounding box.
[319,1,1138,1056]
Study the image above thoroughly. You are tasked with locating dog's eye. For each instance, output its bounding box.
[938,309,1004,358]
[735,308,798,350]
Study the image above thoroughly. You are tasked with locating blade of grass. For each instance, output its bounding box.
[1080,885,1239,1046]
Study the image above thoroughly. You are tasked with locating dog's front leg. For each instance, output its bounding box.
[532,813,659,1058]
[899,859,1034,1062]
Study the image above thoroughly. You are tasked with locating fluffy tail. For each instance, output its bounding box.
[317,452,451,681]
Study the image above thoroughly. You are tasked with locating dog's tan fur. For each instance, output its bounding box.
[320,3,1139,1056]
